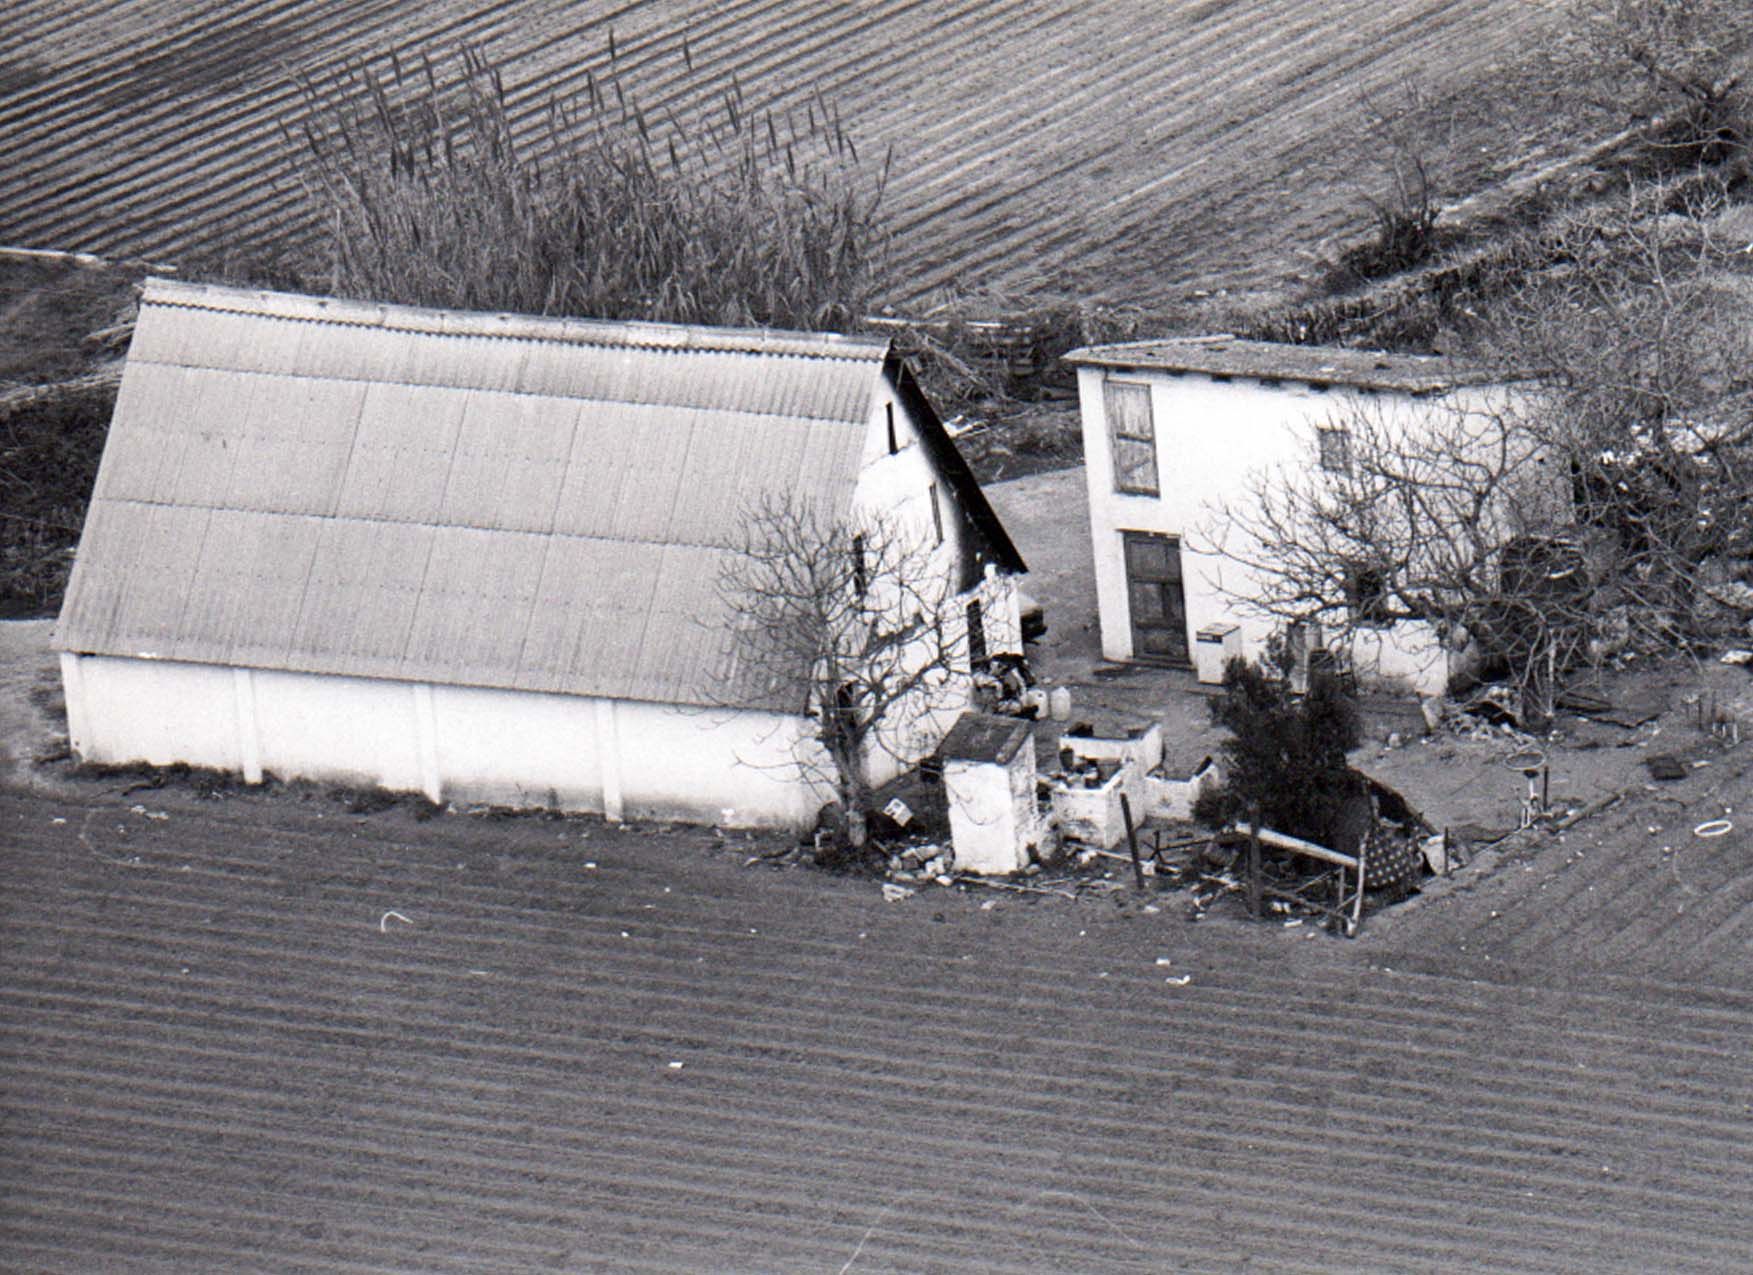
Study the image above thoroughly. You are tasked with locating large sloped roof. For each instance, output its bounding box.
[53,279,904,710]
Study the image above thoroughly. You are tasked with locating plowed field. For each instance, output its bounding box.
[4,776,1752,1272]
[0,0,1550,308]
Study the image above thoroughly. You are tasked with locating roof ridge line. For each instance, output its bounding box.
[141,278,891,364]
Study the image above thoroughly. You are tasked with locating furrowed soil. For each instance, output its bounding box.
[0,0,1568,312]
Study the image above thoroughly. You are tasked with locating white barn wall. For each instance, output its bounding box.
[61,654,833,828]
[1077,365,1490,695]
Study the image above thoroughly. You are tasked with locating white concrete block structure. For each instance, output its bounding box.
[1064,335,1505,696]
[54,280,1026,827]
[940,714,1040,875]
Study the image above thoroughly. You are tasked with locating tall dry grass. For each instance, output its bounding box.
[290,44,890,330]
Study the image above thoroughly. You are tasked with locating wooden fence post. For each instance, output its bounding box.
[1120,793,1146,892]
[1247,814,1263,918]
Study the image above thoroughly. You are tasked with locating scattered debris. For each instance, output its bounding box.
[1694,820,1733,839]
[1643,753,1688,782]
[881,883,915,903]
[1705,582,1753,613]
[379,910,412,933]
[1551,788,1626,832]
[1721,649,1753,666]
[1164,974,1192,987]
[128,804,169,821]
[956,875,1079,901]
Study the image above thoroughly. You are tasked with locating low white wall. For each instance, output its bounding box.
[60,654,832,828]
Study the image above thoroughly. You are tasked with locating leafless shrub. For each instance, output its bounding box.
[1556,0,1753,163]
[1330,82,1452,288]
[1210,393,1585,721]
[289,45,891,329]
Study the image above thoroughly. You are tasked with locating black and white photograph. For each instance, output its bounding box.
[3,2,1751,1270]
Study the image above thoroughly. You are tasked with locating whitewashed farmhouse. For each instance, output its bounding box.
[1064,335,1505,696]
[54,279,1025,827]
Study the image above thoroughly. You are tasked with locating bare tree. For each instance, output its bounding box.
[714,496,972,854]
[1212,191,1753,721]
[1478,187,1753,639]
[1208,392,1583,721]
[1557,0,1753,161]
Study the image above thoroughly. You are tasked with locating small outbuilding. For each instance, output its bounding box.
[53,280,1026,828]
[939,713,1041,875]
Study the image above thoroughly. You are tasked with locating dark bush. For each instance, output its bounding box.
[1192,656,1362,846]
[0,384,114,613]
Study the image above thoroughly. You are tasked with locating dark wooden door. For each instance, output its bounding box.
[1123,532,1189,665]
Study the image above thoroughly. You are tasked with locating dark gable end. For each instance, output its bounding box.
[884,353,1028,592]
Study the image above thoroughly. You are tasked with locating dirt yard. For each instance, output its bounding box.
[981,465,1753,843]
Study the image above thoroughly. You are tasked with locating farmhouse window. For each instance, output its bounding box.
[965,598,987,669]
[852,533,868,597]
[1104,381,1159,495]
[1345,562,1393,628]
[886,403,899,454]
[929,483,944,545]
[1317,426,1352,474]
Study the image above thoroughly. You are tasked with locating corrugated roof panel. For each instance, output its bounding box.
[220,375,365,516]
[438,391,580,533]
[228,315,306,379]
[52,499,130,653]
[399,526,549,685]
[284,315,396,384]
[518,536,665,698]
[528,343,878,421]
[144,284,887,420]
[172,509,322,667]
[333,383,470,525]
[289,520,433,672]
[125,302,251,370]
[377,327,466,391]
[508,536,597,696]
[602,406,698,546]
[163,368,257,511]
[89,363,198,503]
[550,405,863,547]
[90,503,211,658]
[550,401,639,541]
[665,410,762,547]
[628,544,747,705]
[793,416,866,521]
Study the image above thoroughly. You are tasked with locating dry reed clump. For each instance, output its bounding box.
[290,44,890,331]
